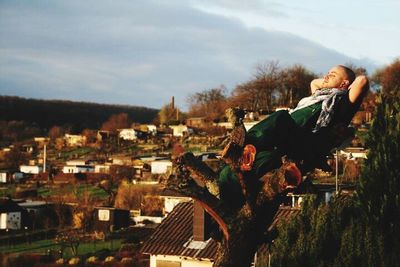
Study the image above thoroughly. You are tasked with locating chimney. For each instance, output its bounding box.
[171,96,175,110]
[193,201,210,241]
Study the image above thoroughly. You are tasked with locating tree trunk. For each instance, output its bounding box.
[167,154,295,267]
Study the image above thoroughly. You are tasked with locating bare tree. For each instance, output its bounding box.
[188,86,228,122]
[101,113,131,132]
[48,126,65,141]
[3,144,27,171]
[232,61,280,113]
[279,64,316,107]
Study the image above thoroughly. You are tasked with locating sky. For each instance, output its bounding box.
[0,0,399,110]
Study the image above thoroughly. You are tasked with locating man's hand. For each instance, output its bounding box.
[310,78,325,94]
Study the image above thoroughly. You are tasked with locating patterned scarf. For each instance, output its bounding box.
[290,88,347,132]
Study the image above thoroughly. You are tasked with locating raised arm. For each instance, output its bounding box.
[310,78,325,94]
[348,75,369,103]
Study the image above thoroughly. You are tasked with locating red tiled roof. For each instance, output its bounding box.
[140,201,218,260]
[141,202,301,260]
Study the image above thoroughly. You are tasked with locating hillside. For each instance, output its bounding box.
[0,95,159,132]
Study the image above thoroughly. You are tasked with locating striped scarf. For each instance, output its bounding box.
[290,88,347,132]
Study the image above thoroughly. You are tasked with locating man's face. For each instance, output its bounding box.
[322,66,349,89]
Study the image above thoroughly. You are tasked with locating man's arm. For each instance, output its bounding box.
[310,78,325,94]
[348,75,369,103]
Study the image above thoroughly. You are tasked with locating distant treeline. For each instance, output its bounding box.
[0,95,159,132]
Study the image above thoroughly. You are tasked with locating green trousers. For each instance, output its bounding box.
[218,109,317,206]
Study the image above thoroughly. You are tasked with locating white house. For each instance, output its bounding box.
[146,124,157,135]
[151,160,172,174]
[62,165,94,174]
[169,124,189,137]
[20,165,43,174]
[119,129,138,141]
[340,147,368,159]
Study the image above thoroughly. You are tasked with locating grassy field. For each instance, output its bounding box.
[58,147,95,160]
[0,237,122,258]
[37,184,111,200]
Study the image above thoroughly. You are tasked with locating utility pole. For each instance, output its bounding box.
[335,149,339,195]
[43,144,47,173]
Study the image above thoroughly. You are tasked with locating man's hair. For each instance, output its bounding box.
[338,65,356,84]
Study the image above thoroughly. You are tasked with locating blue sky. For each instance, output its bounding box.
[0,0,399,110]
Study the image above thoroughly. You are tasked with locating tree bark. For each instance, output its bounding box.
[167,154,296,267]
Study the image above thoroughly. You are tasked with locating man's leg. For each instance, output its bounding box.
[246,110,306,153]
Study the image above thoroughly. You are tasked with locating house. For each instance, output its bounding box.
[169,124,189,137]
[64,134,86,147]
[118,128,138,141]
[93,207,130,232]
[141,201,217,267]
[20,165,43,174]
[18,200,58,229]
[141,201,302,267]
[0,198,28,230]
[160,189,191,215]
[340,147,368,159]
[62,159,96,173]
[146,124,157,135]
[151,160,173,175]
[62,165,94,174]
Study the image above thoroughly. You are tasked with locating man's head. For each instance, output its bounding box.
[322,65,356,90]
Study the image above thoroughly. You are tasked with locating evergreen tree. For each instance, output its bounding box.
[357,95,400,266]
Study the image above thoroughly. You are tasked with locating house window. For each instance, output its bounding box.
[98,210,110,221]
[156,260,181,267]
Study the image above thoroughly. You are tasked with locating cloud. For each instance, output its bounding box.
[0,0,377,109]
